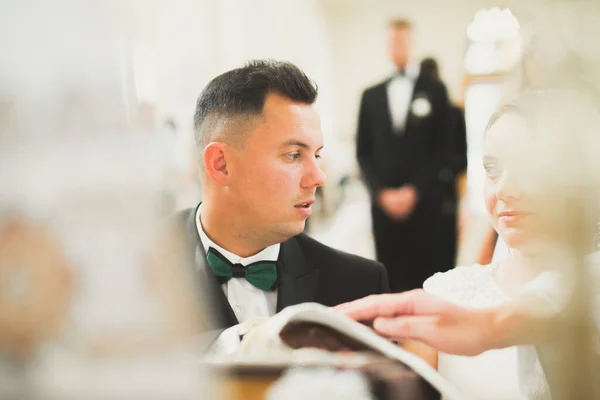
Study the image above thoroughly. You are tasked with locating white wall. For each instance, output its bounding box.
[121,0,336,140]
[117,0,343,209]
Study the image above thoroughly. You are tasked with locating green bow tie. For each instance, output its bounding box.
[205,247,278,291]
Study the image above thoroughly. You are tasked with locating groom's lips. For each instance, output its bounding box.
[294,199,315,208]
[294,199,315,217]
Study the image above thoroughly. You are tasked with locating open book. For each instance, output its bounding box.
[202,303,466,400]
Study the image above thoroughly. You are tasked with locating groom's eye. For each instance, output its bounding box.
[284,152,301,161]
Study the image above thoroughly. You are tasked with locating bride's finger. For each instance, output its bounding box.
[336,289,454,321]
[333,293,407,320]
[372,315,439,344]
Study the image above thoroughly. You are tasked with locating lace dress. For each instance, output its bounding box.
[423,265,550,400]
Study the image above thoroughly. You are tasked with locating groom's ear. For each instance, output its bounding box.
[203,142,230,186]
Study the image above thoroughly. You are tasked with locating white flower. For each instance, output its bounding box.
[411,97,432,118]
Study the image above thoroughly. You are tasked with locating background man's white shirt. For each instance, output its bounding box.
[386,63,420,132]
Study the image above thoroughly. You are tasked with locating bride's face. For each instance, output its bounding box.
[483,113,551,250]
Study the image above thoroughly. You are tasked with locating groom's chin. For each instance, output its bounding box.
[273,221,306,241]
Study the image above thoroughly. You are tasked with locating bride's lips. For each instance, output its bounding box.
[498,210,532,223]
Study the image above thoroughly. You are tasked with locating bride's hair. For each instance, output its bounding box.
[484,88,600,250]
[486,88,594,133]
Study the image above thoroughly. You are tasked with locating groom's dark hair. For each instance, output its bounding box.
[194,60,318,150]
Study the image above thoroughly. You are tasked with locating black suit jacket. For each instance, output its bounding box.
[448,105,467,178]
[356,73,451,203]
[442,105,468,202]
[175,205,390,331]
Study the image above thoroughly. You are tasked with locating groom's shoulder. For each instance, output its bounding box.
[293,233,384,273]
[162,207,194,229]
[173,207,194,224]
[155,207,195,240]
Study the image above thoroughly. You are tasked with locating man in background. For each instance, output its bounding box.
[356,19,452,292]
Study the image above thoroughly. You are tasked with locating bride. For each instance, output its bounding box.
[422,89,600,399]
[339,89,600,400]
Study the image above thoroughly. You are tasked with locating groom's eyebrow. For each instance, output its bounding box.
[284,139,308,148]
[282,140,324,151]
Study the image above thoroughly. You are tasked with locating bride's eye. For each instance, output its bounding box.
[484,163,502,181]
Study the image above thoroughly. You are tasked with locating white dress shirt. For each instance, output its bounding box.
[195,206,279,323]
[386,63,420,132]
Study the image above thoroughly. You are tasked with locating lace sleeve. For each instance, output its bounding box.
[423,264,509,308]
[423,266,474,301]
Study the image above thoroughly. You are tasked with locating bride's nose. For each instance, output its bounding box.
[496,172,523,201]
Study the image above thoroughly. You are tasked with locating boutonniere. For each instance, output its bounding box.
[411,96,432,118]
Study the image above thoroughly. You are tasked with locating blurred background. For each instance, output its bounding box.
[90,0,555,266]
[9,0,541,264]
[1,0,599,398]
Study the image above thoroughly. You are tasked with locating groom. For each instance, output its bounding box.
[175,60,389,331]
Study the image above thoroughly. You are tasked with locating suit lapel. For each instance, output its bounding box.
[405,74,425,128]
[185,204,238,329]
[380,81,396,135]
[276,236,319,312]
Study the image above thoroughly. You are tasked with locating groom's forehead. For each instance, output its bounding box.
[248,103,322,145]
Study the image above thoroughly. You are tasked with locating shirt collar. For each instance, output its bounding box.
[391,62,420,80]
[195,204,280,266]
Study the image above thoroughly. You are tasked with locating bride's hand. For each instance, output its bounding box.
[334,290,496,356]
